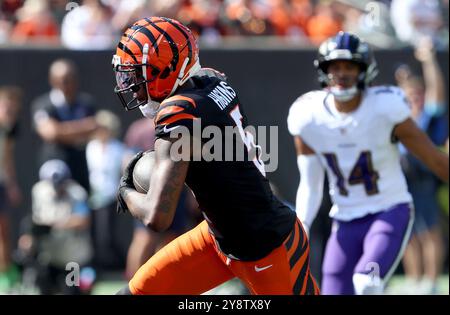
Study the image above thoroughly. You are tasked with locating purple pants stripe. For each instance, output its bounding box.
[321,203,414,295]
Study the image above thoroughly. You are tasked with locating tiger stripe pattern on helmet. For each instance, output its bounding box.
[118,18,194,74]
[114,17,200,104]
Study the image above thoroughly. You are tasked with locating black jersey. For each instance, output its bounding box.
[154,73,296,261]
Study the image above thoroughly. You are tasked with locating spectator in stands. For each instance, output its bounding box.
[86,110,127,270]
[1,0,23,19]
[391,0,448,49]
[0,0,22,43]
[31,58,98,192]
[332,0,403,49]
[267,0,292,36]
[0,12,13,43]
[0,86,22,293]
[147,0,183,20]
[175,0,223,42]
[3,0,447,47]
[61,0,117,50]
[48,0,73,26]
[107,0,149,34]
[398,36,448,295]
[10,0,59,45]
[306,1,342,46]
[225,0,274,36]
[287,0,313,40]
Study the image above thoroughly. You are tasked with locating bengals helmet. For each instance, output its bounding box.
[315,31,378,90]
[112,17,201,116]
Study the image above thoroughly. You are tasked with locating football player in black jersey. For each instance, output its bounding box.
[113,17,318,295]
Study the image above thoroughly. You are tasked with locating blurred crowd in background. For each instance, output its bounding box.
[0,0,449,49]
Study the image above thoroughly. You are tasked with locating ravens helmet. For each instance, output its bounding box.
[315,31,378,96]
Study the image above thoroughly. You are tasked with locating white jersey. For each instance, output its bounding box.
[287,86,413,221]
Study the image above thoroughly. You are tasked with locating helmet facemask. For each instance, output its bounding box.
[324,63,365,102]
[329,84,359,102]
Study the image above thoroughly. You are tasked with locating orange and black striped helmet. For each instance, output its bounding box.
[112,17,200,114]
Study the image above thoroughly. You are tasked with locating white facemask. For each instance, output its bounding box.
[330,85,358,102]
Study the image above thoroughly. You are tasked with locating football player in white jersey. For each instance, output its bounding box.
[287,32,448,295]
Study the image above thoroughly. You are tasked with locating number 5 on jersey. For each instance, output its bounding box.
[230,106,266,177]
[323,151,379,196]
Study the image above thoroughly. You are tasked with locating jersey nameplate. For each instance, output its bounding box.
[207,81,237,110]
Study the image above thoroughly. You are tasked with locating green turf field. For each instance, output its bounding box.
[89,274,450,295]
[2,273,448,295]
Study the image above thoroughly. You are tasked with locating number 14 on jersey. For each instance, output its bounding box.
[323,151,379,196]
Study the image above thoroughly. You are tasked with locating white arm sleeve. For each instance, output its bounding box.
[296,154,325,229]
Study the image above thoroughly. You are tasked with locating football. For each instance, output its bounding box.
[132,150,156,193]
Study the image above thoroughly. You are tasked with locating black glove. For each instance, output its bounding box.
[117,151,144,213]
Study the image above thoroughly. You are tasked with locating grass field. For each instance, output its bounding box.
[89,274,449,295]
[2,271,447,295]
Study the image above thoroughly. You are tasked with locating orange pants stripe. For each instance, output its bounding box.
[129,219,319,295]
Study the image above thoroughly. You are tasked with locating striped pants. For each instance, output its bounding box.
[129,219,319,295]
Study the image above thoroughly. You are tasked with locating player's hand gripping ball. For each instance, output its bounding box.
[116,150,155,213]
[132,150,156,193]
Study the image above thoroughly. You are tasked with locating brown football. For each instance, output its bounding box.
[132,150,156,193]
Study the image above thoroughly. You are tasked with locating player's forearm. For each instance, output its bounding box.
[396,119,449,183]
[426,150,449,183]
[295,154,325,228]
[123,188,152,221]
[405,139,449,182]
[123,188,172,232]
[296,181,324,228]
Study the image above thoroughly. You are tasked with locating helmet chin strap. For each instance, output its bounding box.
[330,85,359,102]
